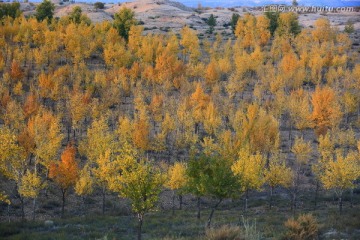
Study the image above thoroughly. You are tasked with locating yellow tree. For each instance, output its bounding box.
[180,26,200,63]
[205,59,220,86]
[264,154,293,209]
[231,146,265,211]
[235,103,280,156]
[132,110,150,152]
[18,170,45,220]
[92,149,114,214]
[310,87,342,137]
[190,83,210,133]
[79,116,115,163]
[165,162,187,214]
[288,89,311,139]
[320,150,360,213]
[290,136,312,210]
[203,101,221,135]
[0,126,26,208]
[75,164,93,198]
[28,108,63,168]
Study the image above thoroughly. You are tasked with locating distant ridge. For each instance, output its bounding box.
[111,0,359,7]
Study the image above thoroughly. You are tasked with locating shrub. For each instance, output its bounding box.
[242,217,262,240]
[94,2,105,10]
[283,214,319,240]
[205,225,243,240]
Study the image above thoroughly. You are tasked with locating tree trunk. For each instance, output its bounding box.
[289,120,293,151]
[350,189,354,208]
[244,190,249,214]
[197,197,201,219]
[172,191,175,215]
[7,204,11,223]
[291,192,296,211]
[137,214,143,240]
[339,195,343,214]
[179,195,183,210]
[61,189,66,218]
[20,197,25,220]
[207,199,222,228]
[314,181,319,210]
[32,198,36,221]
[269,187,274,209]
[102,187,106,215]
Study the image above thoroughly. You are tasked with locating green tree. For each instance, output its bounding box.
[264,11,279,36]
[207,14,217,34]
[119,160,164,240]
[94,2,105,10]
[0,2,21,19]
[35,0,55,22]
[113,7,137,41]
[230,13,240,33]
[186,155,239,227]
[68,6,91,25]
[276,12,301,37]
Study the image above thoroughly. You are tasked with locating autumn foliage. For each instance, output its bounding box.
[0,6,359,237]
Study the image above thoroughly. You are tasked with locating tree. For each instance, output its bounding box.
[276,12,301,37]
[186,155,239,227]
[94,2,105,10]
[207,14,217,34]
[0,2,21,19]
[291,137,312,210]
[18,170,45,220]
[79,116,115,163]
[231,146,265,212]
[203,156,239,228]
[113,7,137,41]
[28,109,63,170]
[165,162,187,214]
[0,126,26,208]
[310,87,342,137]
[75,164,93,200]
[264,155,293,209]
[67,6,91,25]
[119,160,164,240]
[230,13,240,33]
[320,150,359,213]
[49,144,79,218]
[265,11,279,36]
[35,0,55,22]
[180,26,201,63]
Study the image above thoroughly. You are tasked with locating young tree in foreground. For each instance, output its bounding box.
[120,160,164,240]
[187,155,239,227]
[231,147,265,212]
[264,155,293,209]
[18,170,45,220]
[320,150,359,214]
[49,144,79,218]
[203,156,239,228]
[165,162,187,214]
